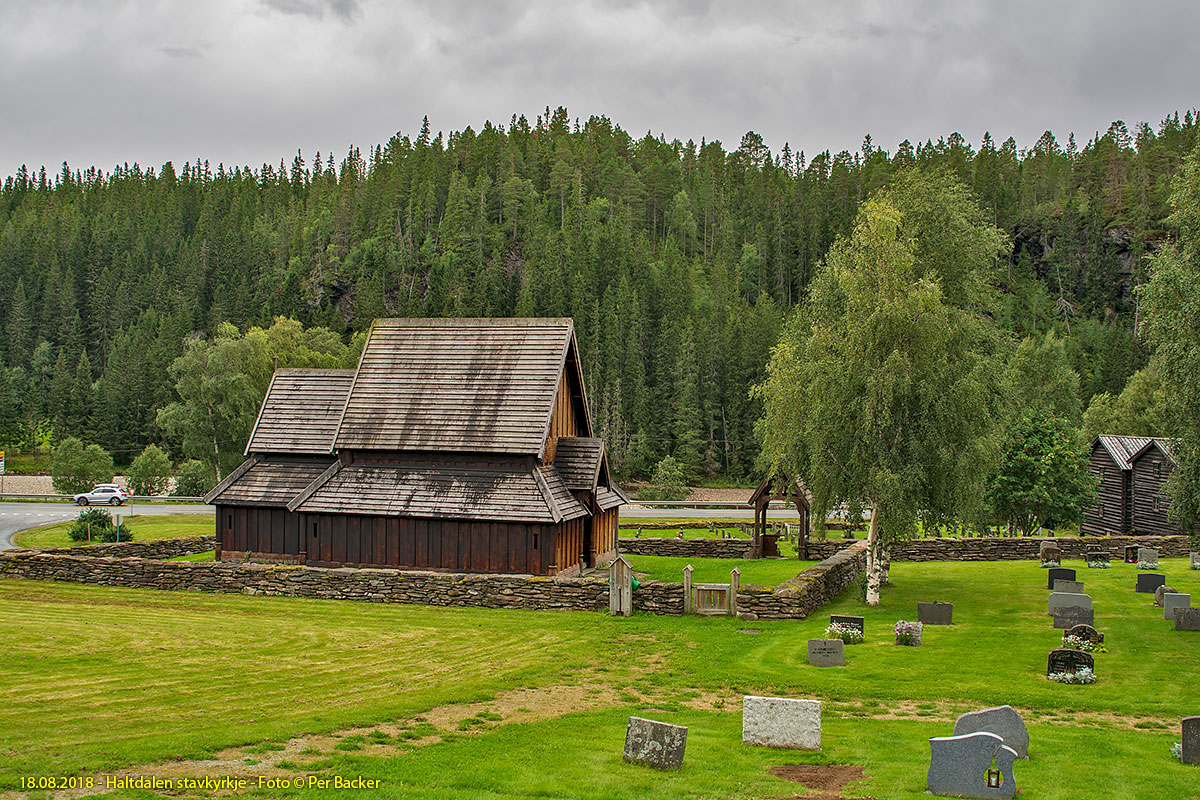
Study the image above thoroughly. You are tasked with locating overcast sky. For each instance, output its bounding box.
[2,0,1196,178]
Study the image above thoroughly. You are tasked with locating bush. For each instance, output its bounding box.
[824,622,864,644]
[51,437,115,495]
[67,508,134,543]
[1047,667,1096,684]
[127,444,173,496]
[172,459,217,497]
[638,456,688,502]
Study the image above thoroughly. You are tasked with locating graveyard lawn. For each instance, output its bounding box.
[1,559,1199,799]
[13,513,214,549]
[624,554,819,586]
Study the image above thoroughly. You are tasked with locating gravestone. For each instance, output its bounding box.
[1136,573,1166,593]
[1039,541,1061,562]
[807,639,845,667]
[1175,607,1200,631]
[918,601,954,625]
[1139,547,1159,567]
[1163,593,1191,622]
[1183,717,1200,765]
[623,717,687,770]
[928,731,1019,799]
[741,696,821,750]
[953,705,1029,759]
[1065,624,1104,645]
[1124,545,1140,563]
[829,614,865,634]
[1191,552,1200,570]
[1046,567,1075,590]
[1053,605,1094,629]
[1052,579,1084,594]
[1154,584,1177,607]
[1047,648,1094,676]
[1048,592,1092,616]
[1085,549,1110,567]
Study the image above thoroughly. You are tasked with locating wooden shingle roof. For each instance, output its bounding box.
[1129,437,1177,465]
[205,458,336,507]
[1095,435,1158,471]
[553,437,604,491]
[333,318,579,455]
[293,463,588,523]
[246,369,356,455]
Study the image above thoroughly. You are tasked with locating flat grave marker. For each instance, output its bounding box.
[1136,573,1166,594]
[623,717,687,770]
[918,601,953,625]
[807,639,845,667]
[953,705,1029,759]
[1164,593,1192,622]
[1046,567,1075,590]
[741,696,821,750]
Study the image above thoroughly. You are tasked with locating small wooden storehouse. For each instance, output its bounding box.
[1128,438,1182,536]
[206,318,627,576]
[1080,434,1176,536]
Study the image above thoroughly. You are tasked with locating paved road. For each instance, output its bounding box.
[0,503,212,550]
[621,506,800,519]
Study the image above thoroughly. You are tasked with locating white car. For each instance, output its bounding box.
[73,484,129,506]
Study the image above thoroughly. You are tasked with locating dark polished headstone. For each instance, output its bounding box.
[1047,567,1075,590]
[1047,648,1094,676]
[829,614,864,633]
[1136,573,1166,593]
[918,601,953,625]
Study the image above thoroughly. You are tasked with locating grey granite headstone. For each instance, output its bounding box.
[1164,593,1192,622]
[807,638,845,667]
[829,614,864,633]
[1139,547,1159,566]
[1052,579,1084,594]
[1053,606,1094,629]
[741,696,821,750]
[1155,584,1177,606]
[1048,592,1092,615]
[1047,648,1094,676]
[1175,607,1200,631]
[1183,717,1200,765]
[953,705,1029,759]
[927,731,1018,798]
[918,601,953,625]
[623,717,687,770]
[1046,567,1075,590]
[1136,573,1166,593]
[1065,624,1104,645]
[1191,552,1200,570]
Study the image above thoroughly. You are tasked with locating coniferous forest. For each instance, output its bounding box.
[1,107,1198,483]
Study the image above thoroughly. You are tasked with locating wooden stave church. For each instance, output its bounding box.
[204,317,627,577]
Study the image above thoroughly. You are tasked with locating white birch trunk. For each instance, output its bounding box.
[865,511,882,606]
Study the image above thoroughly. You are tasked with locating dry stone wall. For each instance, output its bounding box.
[618,537,753,558]
[32,535,216,560]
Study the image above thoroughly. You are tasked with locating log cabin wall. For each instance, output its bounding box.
[1132,447,1183,535]
[302,513,553,575]
[1081,445,1128,535]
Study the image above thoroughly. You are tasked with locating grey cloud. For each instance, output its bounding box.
[159,46,203,59]
[260,0,361,22]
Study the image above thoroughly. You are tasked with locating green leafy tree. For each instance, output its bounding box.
[68,508,134,543]
[1139,143,1200,537]
[638,455,688,502]
[757,183,1007,604]
[127,444,173,496]
[51,436,115,495]
[172,459,216,497]
[1004,333,1082,425]
[989,410,1097,536]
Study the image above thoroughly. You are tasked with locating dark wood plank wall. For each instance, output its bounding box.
[553,516,585,577]
[1132,450,1183,535]
[1081,445,1128,535]
[301,513,554,574]
[217,505,301,559]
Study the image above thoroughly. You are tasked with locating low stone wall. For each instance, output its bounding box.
[32,535,216,560]
[0,536,868,620]
[804,533,1193,561]
[618,537,753,558]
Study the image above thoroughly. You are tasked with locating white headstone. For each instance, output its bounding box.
[742,696,821,750]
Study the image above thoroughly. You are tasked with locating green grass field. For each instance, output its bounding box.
[13,513,214,549]
[625,553,818,586]
[2,558,1198,799]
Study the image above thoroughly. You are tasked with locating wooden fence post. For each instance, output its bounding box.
[729,567,740,616]
[683,564,693,615]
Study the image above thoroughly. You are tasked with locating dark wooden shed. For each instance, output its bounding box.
[206,318,626,576]
[1079,435,1175,536]
[1129,438,1182,536]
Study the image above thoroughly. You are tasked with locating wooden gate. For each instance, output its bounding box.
[682,565,741,616]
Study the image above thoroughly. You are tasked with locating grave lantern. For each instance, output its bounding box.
[987,768,1002,788]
